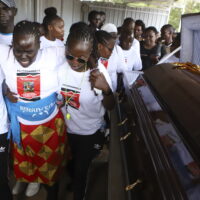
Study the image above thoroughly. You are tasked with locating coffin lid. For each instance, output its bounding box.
[144,63,200,159]
[180,13,200,65]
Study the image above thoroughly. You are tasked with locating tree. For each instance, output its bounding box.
[168,7,182,31]
[169,0,200,31]
[184,0,200,13]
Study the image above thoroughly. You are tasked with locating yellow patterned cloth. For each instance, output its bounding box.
[173,62,200,74]
[13,111,67,185]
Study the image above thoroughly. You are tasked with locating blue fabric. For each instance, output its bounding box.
[5,93,57,146]
[0,32,13,36]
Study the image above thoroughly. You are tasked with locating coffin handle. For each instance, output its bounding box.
[117,118,128,126]
[125,179,142,191]
[120,132,132,141]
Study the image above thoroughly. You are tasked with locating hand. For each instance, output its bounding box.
[156,37,164,44]
[150,55,159,64]
[160,135,174,147]
[6,90,18,103]
[56,100,65,109]
[136,78,146,87]
[89,69,111,93]
[186,161,200,177]
[56,94,65,109]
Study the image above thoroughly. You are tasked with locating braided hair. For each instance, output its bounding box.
[66,23,95,69]
[13,20,40,43]
[43,7,62,34]
[91,30,114,64]
[69,21,88,34]
[66,23,93,47]
[66,27,113,69]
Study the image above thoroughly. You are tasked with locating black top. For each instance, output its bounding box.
[140,41,166,70]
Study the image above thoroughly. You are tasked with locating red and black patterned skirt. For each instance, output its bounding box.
[13,110,67,185]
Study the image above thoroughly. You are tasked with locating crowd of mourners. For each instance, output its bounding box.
[0,1,190,200]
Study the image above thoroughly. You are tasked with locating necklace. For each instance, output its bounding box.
[65,65,87,120]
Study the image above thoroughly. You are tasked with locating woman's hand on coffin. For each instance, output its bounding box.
[150,55,159,64]
[89,69,110,94]
[186,161,200,178]
[136,78,146,87]
[160,135,174,147]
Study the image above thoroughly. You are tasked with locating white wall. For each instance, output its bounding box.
[13,0,169,37]
[15,0,35,23]
[81,2,170,32]
[35,0,62,23]
[62,0,82,38]
[14,0,82,39]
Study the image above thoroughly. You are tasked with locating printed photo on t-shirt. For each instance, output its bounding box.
[24,82,34,92]
[17,70,40,101]
[61,87,80,110]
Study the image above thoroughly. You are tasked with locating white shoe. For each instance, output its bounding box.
[12,181,27,195]
[25,183,40,197]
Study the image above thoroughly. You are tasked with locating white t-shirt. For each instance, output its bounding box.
[0,44,65,125]
[0,33,13,45]
[0,68,8,134]
[117,38,140,55]
[40,36,64,49]
[0,33,12,134]
[122,45,142,71]
[59,62,112,135]
[103,45,126,92]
